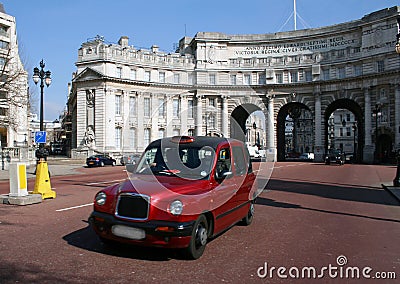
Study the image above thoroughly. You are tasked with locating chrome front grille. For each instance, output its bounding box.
[115,193,150,220]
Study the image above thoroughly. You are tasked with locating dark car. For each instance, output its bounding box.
[86,154,116,167]
[120,154,141,166]
[89,136,257,259]
[325,149,345,165]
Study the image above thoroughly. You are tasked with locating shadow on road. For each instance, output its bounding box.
[63,222,186,261]
[266,178,400,206]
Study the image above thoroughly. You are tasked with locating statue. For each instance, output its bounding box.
[84,126,96,148]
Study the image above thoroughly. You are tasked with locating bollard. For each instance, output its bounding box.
[33,160,56,199]
[9,163,28,197]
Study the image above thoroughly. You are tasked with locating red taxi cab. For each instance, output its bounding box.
[89,136,257,259]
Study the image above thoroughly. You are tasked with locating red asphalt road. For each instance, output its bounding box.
[0,162,399,284]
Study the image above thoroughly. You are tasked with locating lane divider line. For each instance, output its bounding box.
[86,179,125,186]
[56,203,93,212]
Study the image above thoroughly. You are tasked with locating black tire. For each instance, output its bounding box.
[184,215,208,260]
[240,203,254,226]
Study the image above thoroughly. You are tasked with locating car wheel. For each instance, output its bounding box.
[100,161,105,167]
[240,203,254,226]
[112,161,116,166]
[184,215,208,260]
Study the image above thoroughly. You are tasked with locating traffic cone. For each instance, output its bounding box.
[33,160,56,199]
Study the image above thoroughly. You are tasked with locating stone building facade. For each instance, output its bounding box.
[69,6,400,163]
[0,4,29,149]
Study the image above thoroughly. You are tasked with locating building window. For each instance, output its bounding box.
[174,73,180,84]
[129,96,136,116]
[244,74,251,85]
[275,73,283,83]
[159,71,165,83]
[115,95,122,115]
[377,61,385,72]
[209,98,216,107]
[130,69,136,80]
[188,99,194,118]
[258,73,266,85]
[0,57,5,67]
[158,98,165,117]
[144,97,151,117]
[144,129,151,146]
[158,129,165,138]
[116,67,122,78]
[188,129,194,136]
[230,74,237,85]
[173,99,180,118]
[129,128,136,148]
[340,128,343,137]
[144,71,151,82]
[346,127,351,137]
[354,65,362,76]
[0,40,9,50]
[338,67,345,79]
[209,115,216,129]
[346,113,351,121]
[290,71,298,83]
[115,127,122,149]
[209,74,216,85]
[323,69,330,80]
[188,73,194,85]
[305,70,312,82]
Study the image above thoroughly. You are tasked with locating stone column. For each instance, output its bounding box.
[395,84,400,150]
[314,92,324,162]
[221,95,229,137]
[196,94,203,136]
[266,95,276,161]
[137,92,144,151]
[363,87,374,163]
[166,95,173,137]
[151,93,159,142]
[181,95,188,135]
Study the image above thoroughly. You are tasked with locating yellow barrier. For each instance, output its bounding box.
[33,161,56,199]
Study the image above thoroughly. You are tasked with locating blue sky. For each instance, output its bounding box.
[1,0,399,120]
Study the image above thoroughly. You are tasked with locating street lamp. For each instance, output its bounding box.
[352,121,357,163]
[393,36,400,186]
[33,59,51,159]
[253,122,257,146]
[372,103,381,163]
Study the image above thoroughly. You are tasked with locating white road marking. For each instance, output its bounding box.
[273,163,307,169]
[86,179,125,186]
[56,203,93,212]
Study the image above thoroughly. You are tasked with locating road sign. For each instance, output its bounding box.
[35,131,46,144]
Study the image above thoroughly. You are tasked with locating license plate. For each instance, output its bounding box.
[111,225,145,240]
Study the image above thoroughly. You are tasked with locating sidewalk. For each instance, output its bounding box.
[0,157,86,181]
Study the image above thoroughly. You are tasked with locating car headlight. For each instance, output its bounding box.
[95,192,107,206]
[169,200,183,215]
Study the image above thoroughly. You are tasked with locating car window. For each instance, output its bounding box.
[215,147,231,179]
[232,146,246,176]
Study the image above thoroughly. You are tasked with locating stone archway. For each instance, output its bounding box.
[230,103,263,142]
[277,102,313,161]
[324,99,364,163]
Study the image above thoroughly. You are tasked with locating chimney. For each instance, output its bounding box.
[151,45,159,53]
[118,36,129,47]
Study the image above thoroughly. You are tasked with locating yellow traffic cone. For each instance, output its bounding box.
[33,160,56,199]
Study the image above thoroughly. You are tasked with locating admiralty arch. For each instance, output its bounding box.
[68,6,400,163]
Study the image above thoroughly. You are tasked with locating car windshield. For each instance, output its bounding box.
[135,145,216,180]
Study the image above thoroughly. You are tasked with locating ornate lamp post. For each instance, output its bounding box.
[352,121,357,163]
[32,60,51,159]
[253,122,257,146]
[372,103,381,163]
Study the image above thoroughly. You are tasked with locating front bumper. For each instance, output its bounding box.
[89,211,195,248]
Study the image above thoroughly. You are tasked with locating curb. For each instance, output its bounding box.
[382,184,400,203]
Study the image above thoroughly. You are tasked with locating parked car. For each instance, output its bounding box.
[299,152,314,161]
[89,136,257,259]
[120,154,141,166]
[325,149,345,165]
[86,154,116,167]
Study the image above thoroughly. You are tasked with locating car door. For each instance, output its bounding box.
[212,146,242,234]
